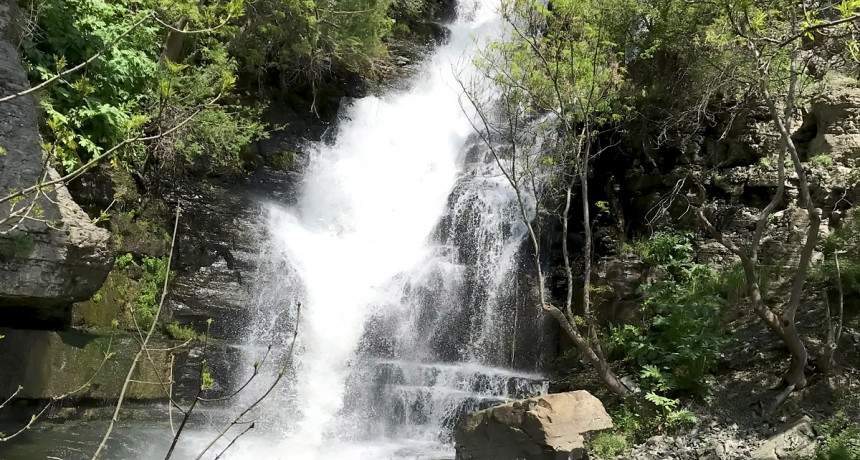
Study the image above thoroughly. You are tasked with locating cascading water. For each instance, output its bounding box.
[245,0,551,458]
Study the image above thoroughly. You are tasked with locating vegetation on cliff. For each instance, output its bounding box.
[460,0,860,455]
[0,0,859,457]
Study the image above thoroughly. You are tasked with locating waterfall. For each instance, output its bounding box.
[246,0,550,457]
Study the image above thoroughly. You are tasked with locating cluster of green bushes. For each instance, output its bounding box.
[592,227,860,457]
[814,412,860,460]
[19,0,264,175]
[613,232,727,393]
[18,0,409,177]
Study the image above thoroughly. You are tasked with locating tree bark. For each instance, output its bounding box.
[161,16,189,64]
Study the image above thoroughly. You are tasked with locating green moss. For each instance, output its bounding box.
[0,235,36,259]
[268,150,296,171]
[589,432,628,459]
[810,154,834,168]
[0,331,175,400]
[75,271,139,330]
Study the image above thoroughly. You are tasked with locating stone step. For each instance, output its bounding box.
[372,359,546,400]
[360,359,549,442]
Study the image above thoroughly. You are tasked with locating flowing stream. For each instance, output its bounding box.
[245,0,550,457]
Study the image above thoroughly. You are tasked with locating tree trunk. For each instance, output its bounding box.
[543,304,631,397]
[161,16,189,64]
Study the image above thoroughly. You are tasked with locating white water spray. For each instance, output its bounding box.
[259,0,549,458]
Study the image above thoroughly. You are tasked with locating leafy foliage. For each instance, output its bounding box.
[166,322,201,341]
[810,154,835,168]
[815,412,860,460]
[613,232,727,394]
[20,0,266,175]
[589,432,628,459]
[134,256,174,330]
[478,0,629,129]
[115,252,135,269]
[231,0,394,96]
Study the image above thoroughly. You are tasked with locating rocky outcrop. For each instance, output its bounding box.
[804,74,860,167]
[454,390,613,460]
[0,328,172,400]
[618,416,818,460]
[0,4,112,327]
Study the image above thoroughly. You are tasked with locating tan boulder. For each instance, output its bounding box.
[454,390,613,460]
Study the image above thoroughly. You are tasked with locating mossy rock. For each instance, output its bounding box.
[0,234,36,259]
[0,329,178,400]
[73,271,140,330]
[266,150,296,171]
[110,210,169,258]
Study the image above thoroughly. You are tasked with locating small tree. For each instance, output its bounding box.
[692,0,860,390]
[458,0,631,397]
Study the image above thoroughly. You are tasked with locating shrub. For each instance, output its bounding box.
[115,252,135,269]
[810,154,834,168]
[21,0,266,175]
[590,432,628,459]
[815,412,860,460]
[134,256,174,330]
[613,232,727,394]
[166,322,201,341]
[636,231,694,266]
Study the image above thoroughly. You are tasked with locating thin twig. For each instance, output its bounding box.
[191,304,302,460]
[214,423,255,460]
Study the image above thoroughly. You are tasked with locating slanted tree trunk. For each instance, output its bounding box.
[695,38,818,390]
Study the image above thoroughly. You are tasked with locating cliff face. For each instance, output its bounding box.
[0,3,112,328]
[580,75,859,347]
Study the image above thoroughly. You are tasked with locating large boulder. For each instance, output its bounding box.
[0,5,112,327]
[454,390,614,460]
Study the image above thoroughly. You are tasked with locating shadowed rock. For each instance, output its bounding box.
[0,3,111,328]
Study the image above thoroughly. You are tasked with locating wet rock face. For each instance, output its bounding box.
[161,149,306,341]
[0,8,112,328]
[454,390,613,460]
